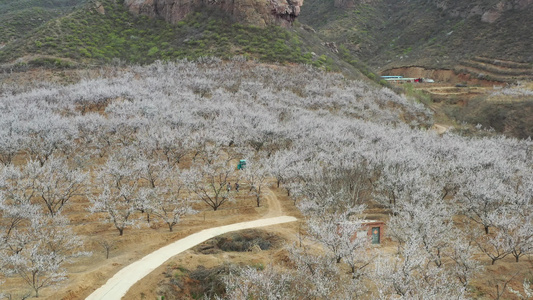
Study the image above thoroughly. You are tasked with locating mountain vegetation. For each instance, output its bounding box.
[0,0,337,70]
[299,0,533,70]
[0,0,86,46]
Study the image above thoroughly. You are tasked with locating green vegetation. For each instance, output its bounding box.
[299,0,533,69]
[0,0,323,66]
[446,97,533,139]
[0,0,86,43]
[0,2,86,44]
[0,0,86,11]
[337,43,388,84]
[1,8,61,44]
[403,83,432,105]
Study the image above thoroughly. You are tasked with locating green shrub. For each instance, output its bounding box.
[147,46,159,56]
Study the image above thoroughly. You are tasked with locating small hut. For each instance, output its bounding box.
[355,220,385,244]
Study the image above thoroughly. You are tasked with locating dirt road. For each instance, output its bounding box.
[85,215,297,299]
[263,187,283,218]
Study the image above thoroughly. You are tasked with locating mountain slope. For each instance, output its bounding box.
[0,0,380,83]
[0,1,305,65]
[0,0,86,45]
[299,0,533,71]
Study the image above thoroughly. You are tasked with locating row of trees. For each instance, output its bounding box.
[0,58,532,298]
[220,150,532,299]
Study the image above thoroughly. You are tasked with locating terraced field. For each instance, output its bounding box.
[455,56,533,83]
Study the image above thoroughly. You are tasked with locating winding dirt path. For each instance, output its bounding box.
[86,189,295,300]
[263,187,283,218]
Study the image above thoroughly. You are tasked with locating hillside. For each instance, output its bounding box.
[0,1,532,297]
[1,59,532,300]
[0,0,86,46]
[0,0,357,74]
[3,0,533,80]
[0,1,301,65]
[299,0,533,73]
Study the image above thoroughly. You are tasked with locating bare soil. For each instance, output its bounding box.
[39,183,302,300]
[15,164,528,300]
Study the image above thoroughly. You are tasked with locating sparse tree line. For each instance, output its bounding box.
[0,58,531,298]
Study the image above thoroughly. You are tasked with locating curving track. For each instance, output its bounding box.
[86,188,296,300]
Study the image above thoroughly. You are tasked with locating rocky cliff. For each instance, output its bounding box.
[124,0,303,27]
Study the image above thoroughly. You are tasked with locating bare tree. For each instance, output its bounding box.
[489,272,520,300]
[89,149,142,236]
[184,147,235,211]
[98,240,116,259]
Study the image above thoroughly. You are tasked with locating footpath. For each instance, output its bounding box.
[85,216,298,300]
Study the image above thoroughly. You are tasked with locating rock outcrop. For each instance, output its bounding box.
[124,0,303,27]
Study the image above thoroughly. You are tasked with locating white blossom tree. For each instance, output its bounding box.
[137,125,191,166]
[241,155,270,207]
[139,169,198,232]
[23,114,78,166]
[305,206,368,265]
[509,279,533,300]
[458,165,513,235]
[0,214,89,298]
[221,266,294,300]
[0,115,25,166]
[89,148,143,235]
[497,213,533,262]
[33,156,87,217]
[474,228,510,266]
[373,238,468,299]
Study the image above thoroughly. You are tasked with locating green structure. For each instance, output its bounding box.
[237,159,247,170]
